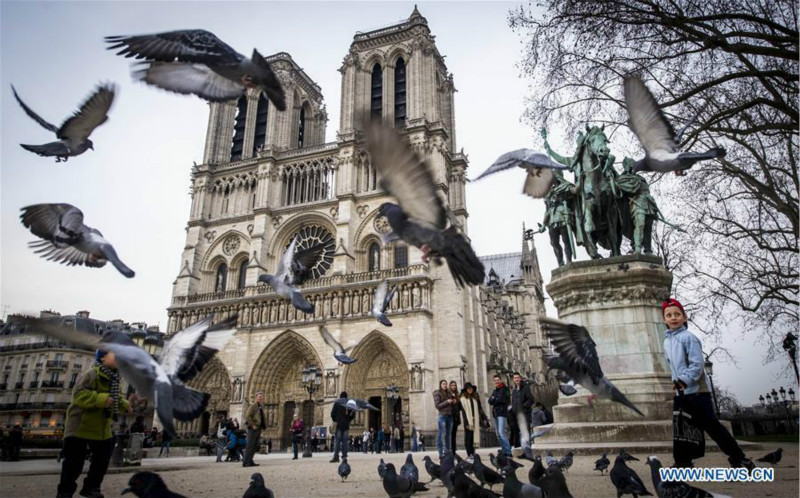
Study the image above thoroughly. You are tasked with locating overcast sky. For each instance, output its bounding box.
[0,1,792,405]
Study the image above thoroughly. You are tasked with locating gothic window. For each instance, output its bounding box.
[222,185,230,214]
[371,64,382,122]
[280,159,336,206]
[230,96,248,161]
[394,58,406,128]
[237,259,248,290]
[394,244,408,269]
[368,243,381,272]
[252,93,269,155]
[298,106,306,148]
[286,226,335,279]
[215,264,228,293]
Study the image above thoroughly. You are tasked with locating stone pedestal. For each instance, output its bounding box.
[538,254,674,443]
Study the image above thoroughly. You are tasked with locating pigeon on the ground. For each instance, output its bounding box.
[20,203,135,278]
[13,83,115,162]
[497,452,524,470]
[472,454,505,490]
[610,454,653,498]
[382,463,416,498]
[451,463,501,498]
[502,465,543,498]
[558,451,574,472]
[620,449,640,462]
[623,76,724,175]
[338,456,352,482]
[472,149,570,198]
[646,456,730,498]
[490,453,501,471]
[121,471,187,498]
[105,29,286,109]
[545,451,559,468]
[372,279,398,326]
[258,237,318,313]
[540,465,574,498]
[440,453,457,496]
[379,458,388,479]
[559,381,578,396]
[319,325,357,364]
[529,455,545,486]
[756,447,782,466]
[542,317,645,416]
[243,473,275,498]
[364,123,485,288]
[594,453,610,474]
[335,397,380,412]
[422,455,442,484]
[22,314,237,437]
[401,453,428,491]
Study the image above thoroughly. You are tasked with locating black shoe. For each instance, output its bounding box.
[251,462,260,466]
[330,457,340,463]
[78,489,104,498]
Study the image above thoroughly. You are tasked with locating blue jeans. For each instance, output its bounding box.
[412,437,418,452]
[437,414,453,456]
[333,428,349,458]
[494,416,511,456]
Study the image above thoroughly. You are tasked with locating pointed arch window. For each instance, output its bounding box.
[394,244,408,269]
[298,106,306,148]
[252,93,269,155]
[368,242,381,272]
[237,259,248,290]
[371,64,383,122]
[215,264,228,293]
[394,58,406,128]
[230,96,248,161]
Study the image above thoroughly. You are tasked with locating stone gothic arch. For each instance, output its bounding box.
[176,357,231,436]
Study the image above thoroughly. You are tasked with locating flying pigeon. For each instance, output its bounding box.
[558,451,574,472]
[319,325,357,364]
[646,456,730,498]
[472,149,570,198]
[338,456,352,482]
[372,279,398,326]
[472,454,505,490]
[382,463,416,498]
[559,381,578,397]
[539,465,574,498]
[400,453,428,492]
[542,317,645,416]
[122,471,187,498]
[624,76,724,175]
[594,453,610,474]
[243,473,275,498]
[21,314,237,437]
[756,447,782,466]
[620,449,640,462]
[502,465,543,498]
[610,454,653,498]
[105,29,286,110]
[20,203,135,278]
[422,455,442,484]
[335,396,380,412]
[364,123,485,288]
[258,237,317,313]
[12,83,116,162]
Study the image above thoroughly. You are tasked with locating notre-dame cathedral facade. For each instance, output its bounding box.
[165,7,549,447]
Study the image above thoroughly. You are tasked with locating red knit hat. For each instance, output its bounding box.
[661,298,685,315]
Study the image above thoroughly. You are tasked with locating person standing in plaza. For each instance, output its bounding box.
[449,381,462,454]
[662,298,755,470]
[214,416,227,463]
[158,429,172,457]
[510,372,535,460]
[433,379,456,458]
[488,374,512,457]
[459,382,484,457]
[57,350,130,498]
[411,422,418,452]
[290,413,304,460]
[398,424,405,453]
[7,424,22,461]
[362,429,369,453]
[393,425,401,453]
[329,391,355,463]
[376,426,385,453]
[243,391,266,467]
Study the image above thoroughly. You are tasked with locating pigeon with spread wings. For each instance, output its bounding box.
[365,123,485,288]
[13,83,115,162]
[105,29,285,110]
[335,397,380,412]
[542,317,644,416]
[319,325,357,364]
[20,203,134,278]
[472,149,570,198]
[624,76,724,175]
[258,237,317,313]
[21,314,237,437]
[372,279,398,326]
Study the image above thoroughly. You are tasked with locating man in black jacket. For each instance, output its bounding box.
[511,372,535,459]
[487,375,512,457]
[330,392,355,463]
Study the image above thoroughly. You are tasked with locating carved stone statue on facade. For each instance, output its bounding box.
[410,364,423,391]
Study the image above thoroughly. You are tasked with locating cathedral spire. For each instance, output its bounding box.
[409,5,427,25]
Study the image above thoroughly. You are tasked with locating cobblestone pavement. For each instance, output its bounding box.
[1,444,796,498]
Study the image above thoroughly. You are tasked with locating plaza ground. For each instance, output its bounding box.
[0,443,796,498]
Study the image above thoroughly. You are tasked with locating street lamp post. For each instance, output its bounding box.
[704,356,720,418]
[782,332,799,383]
[300,366,322,458]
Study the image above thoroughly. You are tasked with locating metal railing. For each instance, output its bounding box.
[41,381,64,389]
[46,360,69,369]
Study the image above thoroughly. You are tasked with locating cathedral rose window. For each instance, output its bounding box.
[287,225,335,279]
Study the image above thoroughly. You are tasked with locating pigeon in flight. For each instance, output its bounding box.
[624,76,724,175]
[334,397,379,413]
[364,123,485,288]
[338,456,352,482]
[122,471,187,498]
[372,279,398,326]
[258,237,318,313]
[646,456,731,498]
[472,149,570,198]
[105,29,286,110]
[610,454,653,498]
[13,83,115,162]
[542,317,645,416]
[243,473,275,498]
[20,203,135,278]
[319,325,357,364]
[756,447,782,466]
[594,453,610,474]
[559,381,578,397]
[22,314,237,437]
[501,465,543,498]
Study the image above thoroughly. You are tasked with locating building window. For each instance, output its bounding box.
[394,58,406,128]
[237,259,248,290]
[230,96,248,161]
[368,243,381,272]
[69,372,78,388]
[49,371,59,383]
[298,106,306,148]
[371,64,382,122]
[215,264,228,293]
[280,158,336,206]
[394,245,408,269]
[253,93,269,155]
